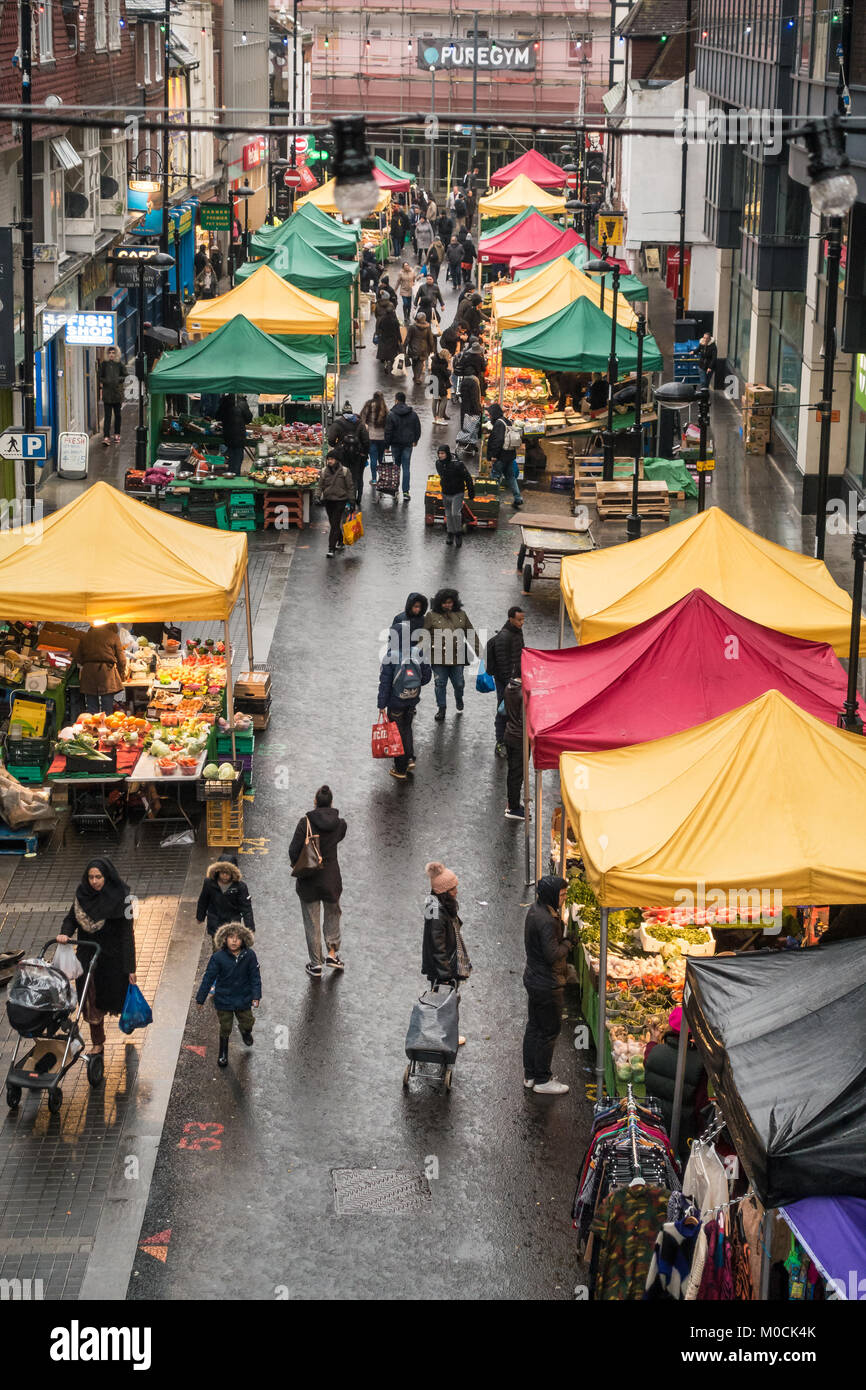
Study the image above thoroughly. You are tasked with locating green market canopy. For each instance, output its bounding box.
[250,203,360,260]
[148,314,328,396]
[236,223,358,359]
[501,294,664,374]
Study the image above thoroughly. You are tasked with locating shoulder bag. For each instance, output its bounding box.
[291,816,323,878]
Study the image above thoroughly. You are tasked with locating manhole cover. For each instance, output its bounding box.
[332,1169,432,1215]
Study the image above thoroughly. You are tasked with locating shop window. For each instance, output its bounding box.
[846,375,866,488]
[38,0,54,61]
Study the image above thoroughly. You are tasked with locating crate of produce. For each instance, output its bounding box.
[206,798,244,849]
[64,746,118,775]
[744,383,774,406]
[197,759,244,801]
[124,469,148,493]
[215,729,255,755]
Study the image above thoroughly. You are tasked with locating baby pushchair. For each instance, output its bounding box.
[5,939,102,1114]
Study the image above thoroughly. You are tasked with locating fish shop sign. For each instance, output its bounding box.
[419,41,537,71]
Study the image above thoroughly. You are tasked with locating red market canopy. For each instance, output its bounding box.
[373,158,413,192]
[478,210,565,266]
[510,227,582,270]
[490,149,568,188]
[521,588,866,769]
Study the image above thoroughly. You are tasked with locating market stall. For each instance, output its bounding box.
[508,227,581,271]
[295,177,390,218]
[500,294,663,377]
[373,157,414,193]
[489,149,567,187]
[186,264,341,380]
[513,240,649,304]
[235,224,358,362]
[559,687,866,1099]
[491,256,640,332]
[249,204,360,261]
[478,174,567,233]
[0,482,256,846]
[559,504,866,654]
[521,587,866,886]
[477,210,565,268]
[146,315,328,508]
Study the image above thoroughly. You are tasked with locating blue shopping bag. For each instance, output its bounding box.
[475,660,496,694]
[118,983,153,1034]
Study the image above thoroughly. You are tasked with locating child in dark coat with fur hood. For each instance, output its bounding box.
[195,859,255,941]
[195,922,262,1068]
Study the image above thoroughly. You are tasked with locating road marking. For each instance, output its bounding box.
[178,1121,223,1151]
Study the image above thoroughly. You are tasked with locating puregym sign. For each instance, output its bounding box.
[418,40,537,71]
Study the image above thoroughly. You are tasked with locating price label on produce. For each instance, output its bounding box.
[695,456,715,472]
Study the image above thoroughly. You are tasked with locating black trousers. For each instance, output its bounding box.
[494,677,507,742]
[103,402,122,437]
[523,987,564,1084]
[324,500,346,551]
[505,742,524,811]
[388,705,415,774]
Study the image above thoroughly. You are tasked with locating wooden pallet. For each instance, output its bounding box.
[595,479,670,520]
[574,457,641,502]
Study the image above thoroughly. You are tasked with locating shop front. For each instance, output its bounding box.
[846,353,866,491]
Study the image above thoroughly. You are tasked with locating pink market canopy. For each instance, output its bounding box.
[489,149,568,188]
[478,210,566,266]
[521,588,866,769]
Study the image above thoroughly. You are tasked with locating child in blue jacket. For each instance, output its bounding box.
[196,922,262,1068]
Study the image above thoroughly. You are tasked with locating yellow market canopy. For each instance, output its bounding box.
[0,481,247,622]
[491,255,638,331]
[478,175,567,219]
[560,506,864,657]
[295,177,390,217]
[560,689,866,908]
[186,264,339,339]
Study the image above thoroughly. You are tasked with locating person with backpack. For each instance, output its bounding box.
[288,785,348,980]
[487,402,523,509]
[195,923,261,1068]
[453,192,467,228]
[215,392,252,473]
[377,626,432,780]
[486,606,525,756]
[423,588,481,720]
[429,348,452,424]
[436,445,474,546]
[327,401,370,504]
[316,450,355,558]
[384,390,422,499]
[413,275,444,326]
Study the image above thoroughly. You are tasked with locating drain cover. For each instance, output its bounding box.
[332,1169,432,1215]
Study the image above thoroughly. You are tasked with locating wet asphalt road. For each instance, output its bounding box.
[128,275,592,1301]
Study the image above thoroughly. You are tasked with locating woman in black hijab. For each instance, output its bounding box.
[56,858,137,1054]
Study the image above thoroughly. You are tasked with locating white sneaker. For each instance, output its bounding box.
[533,1078,569,1095]
[523,1077,536,1089]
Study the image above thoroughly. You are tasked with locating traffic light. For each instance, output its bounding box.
[585,151,604,185]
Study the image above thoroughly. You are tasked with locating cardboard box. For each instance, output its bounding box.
[234,670,271,699]
[745,383,774,406]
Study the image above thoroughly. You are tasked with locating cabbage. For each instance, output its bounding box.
[217,763,236,781]
[150,740,171,759]
[202,763,219,780]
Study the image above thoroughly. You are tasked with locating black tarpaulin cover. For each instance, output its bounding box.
[684,940,866,1208]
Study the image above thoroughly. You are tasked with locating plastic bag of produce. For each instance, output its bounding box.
[0,780,56,831]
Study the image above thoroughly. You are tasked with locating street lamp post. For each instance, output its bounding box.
[231,184,254,277]
[654,380,711,514]
[429,65,437,188]
[135,252,175,470]
[627,312,646,541]
[19,0,36,509]
[814,215,842,561]
[160,0,172,324]
[585,257,620,482]
[839,502,866,734]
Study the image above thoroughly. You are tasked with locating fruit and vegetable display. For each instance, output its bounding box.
[248,464,321,488]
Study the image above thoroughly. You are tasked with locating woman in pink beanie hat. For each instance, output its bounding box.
[423,861,471,1044]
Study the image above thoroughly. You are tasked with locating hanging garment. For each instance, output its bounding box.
[643,1209,701,1300]
[730,1207,755,1302]
[681,1142,730,1301]
[696,1214,735,1300]
[591,1185,671,1300]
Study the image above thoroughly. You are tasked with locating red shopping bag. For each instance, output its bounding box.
[372,713,404,759]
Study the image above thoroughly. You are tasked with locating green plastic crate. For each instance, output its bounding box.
[215,730,255,755]
[9,764,46,785]
[229,517,257,532]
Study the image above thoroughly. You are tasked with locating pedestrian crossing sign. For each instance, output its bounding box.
[596,214,623,249]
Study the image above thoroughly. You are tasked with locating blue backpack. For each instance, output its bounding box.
[391,657,424,702]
